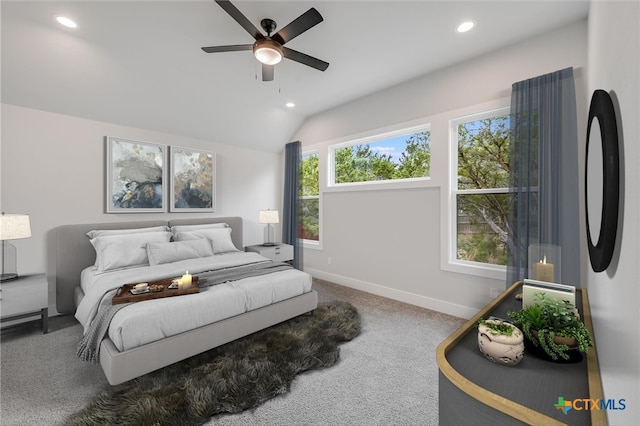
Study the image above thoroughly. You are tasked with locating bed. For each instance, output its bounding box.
[51,217,318,385]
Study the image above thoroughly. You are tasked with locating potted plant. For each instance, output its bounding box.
[476,317,524,366]
[507,292,593,362]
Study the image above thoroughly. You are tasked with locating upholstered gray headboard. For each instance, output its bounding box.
[51,217,243,314]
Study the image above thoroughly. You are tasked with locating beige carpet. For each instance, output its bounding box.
[1,279,464,425]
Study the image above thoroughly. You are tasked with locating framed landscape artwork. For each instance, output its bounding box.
[106,136,167,213]
[170,146,216,212]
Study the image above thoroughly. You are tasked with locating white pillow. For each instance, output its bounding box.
[87,226,169,266]
[146,239,214,266]
[173,227,239,254]
[87,225,169,239]
[91,231,172,273]
[170,222,228,236]
[170,222,228,231]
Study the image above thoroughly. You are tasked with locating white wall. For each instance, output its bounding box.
[293,20,588,318]
[586,2,640,424]
[0,104,284,309]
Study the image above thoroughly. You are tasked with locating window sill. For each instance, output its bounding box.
[325,178,436,193]
[441,259,506,281]
[301,239,322,251]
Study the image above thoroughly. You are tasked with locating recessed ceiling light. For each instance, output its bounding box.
[456,20,475,33]
[55,16,78,29]
[285,102,295,108]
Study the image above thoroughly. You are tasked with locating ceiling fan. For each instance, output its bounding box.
[202,0,329,81]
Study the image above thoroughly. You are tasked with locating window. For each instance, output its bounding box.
[451,108,510,269]
[329,125,431,187]
[299,152,319,243]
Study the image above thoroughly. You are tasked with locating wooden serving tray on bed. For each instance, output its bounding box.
[112,276,199,305]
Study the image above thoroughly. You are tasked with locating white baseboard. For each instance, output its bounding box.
[305,268,478,319]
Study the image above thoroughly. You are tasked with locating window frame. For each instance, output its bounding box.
[442,105,511,280]
[327,123,433,191]
[300,150,322,250]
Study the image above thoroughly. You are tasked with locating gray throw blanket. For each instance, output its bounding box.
[76,289,130,363]
[77,261,293,363]
[196,261,293,288]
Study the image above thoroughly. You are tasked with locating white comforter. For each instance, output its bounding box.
[75,252,312,352]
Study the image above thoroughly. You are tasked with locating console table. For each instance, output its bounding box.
[437,281,606,425]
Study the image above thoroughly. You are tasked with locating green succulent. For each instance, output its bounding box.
[508,292,593,360]
[476,318,516,336]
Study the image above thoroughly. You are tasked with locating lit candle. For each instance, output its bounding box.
[179,271,192,289]
[533,256,554,282]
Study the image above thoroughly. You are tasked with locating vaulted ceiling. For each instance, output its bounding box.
[1,1,589,152]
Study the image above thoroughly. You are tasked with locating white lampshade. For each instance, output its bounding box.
[0,214,32,240]
[258,210,279,224]
[1,213,31,282]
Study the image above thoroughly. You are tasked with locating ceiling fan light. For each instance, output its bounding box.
[253,40,283,65]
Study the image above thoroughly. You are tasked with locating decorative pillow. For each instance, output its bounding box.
[173,227,239,254]
[91,231,172,273]
[146,239,214,266]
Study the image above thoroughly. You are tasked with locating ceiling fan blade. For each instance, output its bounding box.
[262,64,274,81]
[271,8,323,45]
[215,0,263,40]
[282,47,329,72]
[201,44,253,53]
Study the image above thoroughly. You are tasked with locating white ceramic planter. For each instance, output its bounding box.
[477,319,525,366]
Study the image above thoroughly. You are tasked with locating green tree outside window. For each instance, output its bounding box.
[300,153,319,241]
[456,115,510,266]
[334,131,431,184]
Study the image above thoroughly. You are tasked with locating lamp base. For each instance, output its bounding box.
[1,273,19,282]
[2,241,19,282]
[263,223,276,247]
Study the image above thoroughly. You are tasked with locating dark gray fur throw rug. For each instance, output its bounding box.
[66,301,360,426]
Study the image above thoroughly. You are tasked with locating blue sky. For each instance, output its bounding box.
[368,135,411,164]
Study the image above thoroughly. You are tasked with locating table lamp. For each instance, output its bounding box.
[258,210,279,246]
[0,213,32,282]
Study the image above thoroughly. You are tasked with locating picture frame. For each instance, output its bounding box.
[170,146,216,212]
[106,136,167,213]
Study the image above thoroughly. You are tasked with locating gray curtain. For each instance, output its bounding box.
[282,141,301,269]
[507,67,580,286]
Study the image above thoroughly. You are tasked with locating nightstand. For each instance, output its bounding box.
[245,243,294,262]
[1,273,48,333]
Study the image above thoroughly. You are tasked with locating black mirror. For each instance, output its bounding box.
[585,90,619,272]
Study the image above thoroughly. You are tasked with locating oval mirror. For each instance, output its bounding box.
[585,90,619,272]
[586,117,603,242]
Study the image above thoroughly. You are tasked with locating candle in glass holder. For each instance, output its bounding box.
[533,256,554,282]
